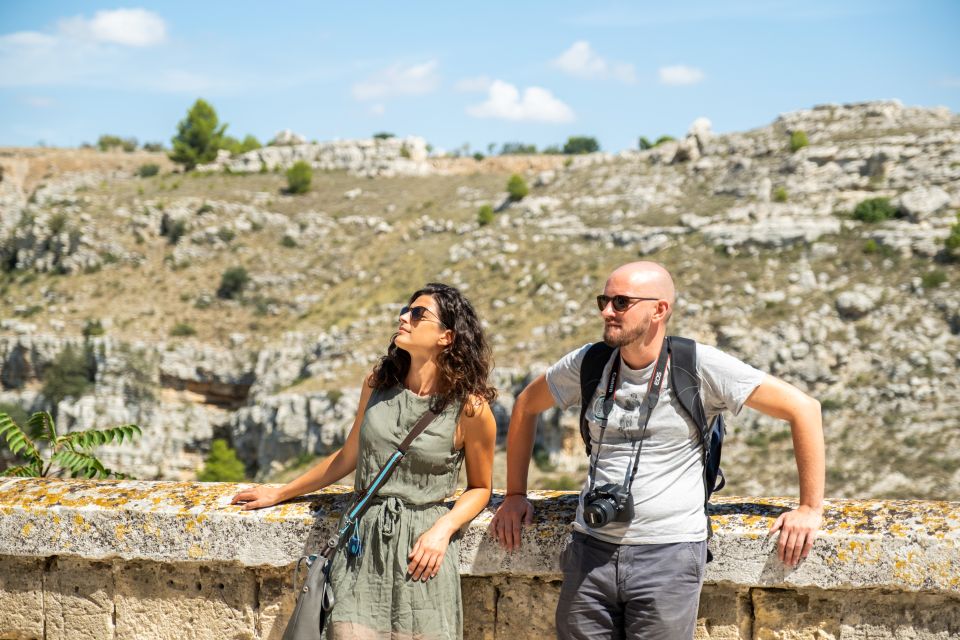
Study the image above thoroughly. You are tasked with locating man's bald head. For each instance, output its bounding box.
[606,261,676,308]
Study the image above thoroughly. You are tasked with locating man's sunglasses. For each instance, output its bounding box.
[596,295,659,312]
[400,305,446,328]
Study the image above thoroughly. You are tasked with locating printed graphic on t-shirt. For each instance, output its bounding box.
[592,392,649,439]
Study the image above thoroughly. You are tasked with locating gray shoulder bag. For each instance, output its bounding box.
[281,407,441,640]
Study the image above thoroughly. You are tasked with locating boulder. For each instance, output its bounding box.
[894,186,951,221]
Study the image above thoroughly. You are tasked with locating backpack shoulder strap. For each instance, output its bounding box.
[667,336,709,441]
[578,342,614,456]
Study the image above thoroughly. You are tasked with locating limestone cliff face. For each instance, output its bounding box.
[1,101,958,495]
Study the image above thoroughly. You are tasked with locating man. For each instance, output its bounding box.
[491,261,824,640]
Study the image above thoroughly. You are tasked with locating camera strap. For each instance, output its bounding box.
[587,340,670,494]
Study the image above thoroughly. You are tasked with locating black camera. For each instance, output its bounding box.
[582,483,634,528]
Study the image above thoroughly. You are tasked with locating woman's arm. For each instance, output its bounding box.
[230,374,375,510]
[407,396,497,581]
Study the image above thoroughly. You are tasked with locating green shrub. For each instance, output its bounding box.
[285,161,312,194]
[790,130,810,152]
[0,410,140,479]
[945,212,960,261]
[217,228,235,243]
[197,202,214,215]
[399,144,411,159]
[82,319,105,338]
[222,134,262,155]
[863,239,880,254]
[217,266,249,299]
[532,447,555,472]
[97,134,137,152]
[921,270,947,289]
[48,213,68,235]
[162,218,187,245]
[477,204,495,226]
[539,475,581,491]
[563,136,599,155]
[170,322,196,337]
[500,142,537,155]
[638,136,653,150]
[472,152,485,161]
[169,99,226,171]
[852,197,896,223]
[142,142,164,152]
[196,439,247,482]
[653,135,676,147]
[772,187,788,203]
[373,132,395,140]
[506,173,529,202]
[136,163,160,178]
[281,235,298,248]
[42,345,95,408]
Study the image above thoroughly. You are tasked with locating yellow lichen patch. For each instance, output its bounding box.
[187,544,205,559]
[72,514,91,532]
[21,523,33,536]
[115,523,131,541]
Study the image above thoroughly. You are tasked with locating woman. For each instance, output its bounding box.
[231,283,497,640]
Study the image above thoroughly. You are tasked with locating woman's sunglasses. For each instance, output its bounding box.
[400,305,446,328]
[596,295,659,312]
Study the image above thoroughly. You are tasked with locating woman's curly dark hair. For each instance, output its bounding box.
[371,283,497,415]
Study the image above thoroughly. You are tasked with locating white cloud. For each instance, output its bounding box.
[352,60,440,101]
[659,65,705,86]
[552,41,636,84]
[940,75,960,88]
[0,9,175,89]
[0,31,59,48]
[455,75,492,92]
[58,9,167,47]
[369,104,386,116]
[467,80,574,123]
[22,96,55,108]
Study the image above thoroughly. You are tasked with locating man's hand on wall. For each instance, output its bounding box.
[769,504,822,567]
[490,495,534,551]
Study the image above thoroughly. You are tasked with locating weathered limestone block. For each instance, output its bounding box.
[462,577,496,640]
[44,557,115,640]
[695,584,751,639]
[751,587,960,640]
[254,566,298,640]
[494,577,561,638]
[113,561,256,640]
[0,556,43,640]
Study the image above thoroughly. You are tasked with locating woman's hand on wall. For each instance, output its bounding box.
[230,485,284,510]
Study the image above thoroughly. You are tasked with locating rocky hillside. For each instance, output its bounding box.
[1,100,958,499]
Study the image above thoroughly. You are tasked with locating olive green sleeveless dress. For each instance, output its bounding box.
[326,385,465,640]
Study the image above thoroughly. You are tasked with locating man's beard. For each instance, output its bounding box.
[603,317,650,348]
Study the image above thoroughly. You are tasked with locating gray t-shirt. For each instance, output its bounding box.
[545,342,765,544]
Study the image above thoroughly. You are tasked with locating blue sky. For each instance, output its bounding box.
[1,1,958,152]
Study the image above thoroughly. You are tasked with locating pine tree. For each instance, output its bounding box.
[169,99,227,171]
[197,439,247,482]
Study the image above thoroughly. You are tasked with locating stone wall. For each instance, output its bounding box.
[0,478,957,639]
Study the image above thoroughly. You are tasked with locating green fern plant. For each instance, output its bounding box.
[0,411,141,479]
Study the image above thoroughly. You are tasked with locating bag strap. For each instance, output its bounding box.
[323,405,443,557]
[666,336,709,442]
[578,342,614,457]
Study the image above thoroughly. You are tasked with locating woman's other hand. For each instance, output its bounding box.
[407,524,453,581]
[231,485,283,510]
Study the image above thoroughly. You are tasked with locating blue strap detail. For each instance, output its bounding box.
[347,451,404,520]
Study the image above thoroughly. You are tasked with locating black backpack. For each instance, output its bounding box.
[577,337,726,537]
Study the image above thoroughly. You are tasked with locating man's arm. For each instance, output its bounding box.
[490,373,558,550]
[744,374,825,567]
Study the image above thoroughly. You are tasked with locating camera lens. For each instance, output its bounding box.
[583,498,617,528]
